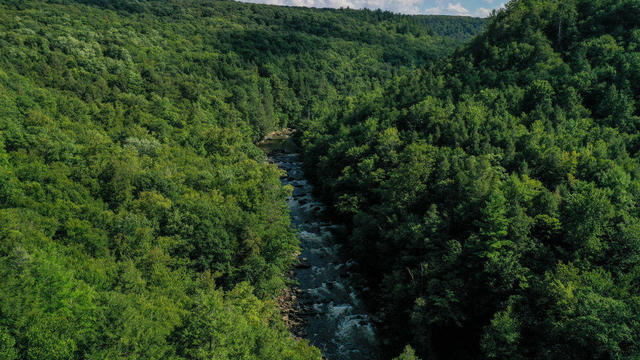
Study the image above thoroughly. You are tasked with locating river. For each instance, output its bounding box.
[270,150,379,360]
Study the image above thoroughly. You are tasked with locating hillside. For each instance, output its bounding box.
[8,0,637,359]
[301,0,640,358]
[0,1,482,359]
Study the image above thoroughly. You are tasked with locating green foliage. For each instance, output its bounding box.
[178,282,321,360]
[394,345,421,360]
[301,0,640,358]
[17,0,640,358]
[481,302,521,360]
[0,0,480,358]
[0,0,479,357]
[0,327,18,360]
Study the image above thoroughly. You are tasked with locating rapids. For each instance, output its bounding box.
[272,152,379,360]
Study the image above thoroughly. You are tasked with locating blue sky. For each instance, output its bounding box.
[237,0,506,17]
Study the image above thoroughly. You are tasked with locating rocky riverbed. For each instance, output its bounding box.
[270,150,379,360]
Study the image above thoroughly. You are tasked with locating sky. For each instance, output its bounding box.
[236,0,506,17]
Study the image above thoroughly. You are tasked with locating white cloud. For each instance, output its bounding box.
[424,6,442,14]
[474,7,491,17]
[446,2,469,15]
[424,2,475,16]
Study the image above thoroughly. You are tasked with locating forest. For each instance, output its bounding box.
[301,0,640,358]
[0,0,480,359]
[2,0,639,359]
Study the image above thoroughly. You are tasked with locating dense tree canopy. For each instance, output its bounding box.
[9,0,639,359]
[301,0,640,358]
[0,0,482,359]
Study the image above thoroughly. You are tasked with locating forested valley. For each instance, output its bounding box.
[0,0,480,359]
[2,0,640,359]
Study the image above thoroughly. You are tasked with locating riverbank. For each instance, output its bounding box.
[260,129,379,359]
[257,128,298,153]
[259,130,307,338]
[270,147,380,359]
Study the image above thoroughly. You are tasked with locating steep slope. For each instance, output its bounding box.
[301,0,640,358]
[0,1,483,359]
